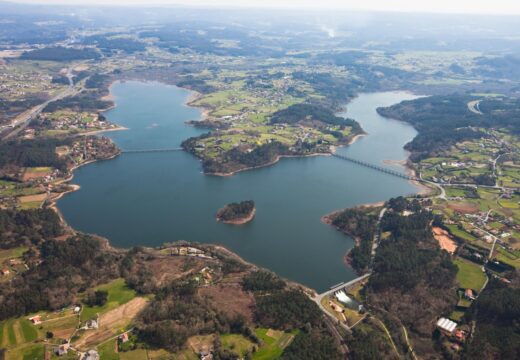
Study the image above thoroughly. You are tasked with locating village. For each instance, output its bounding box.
[29,111,121,138]
[0,54,68,130]
[183,64,357,166]
[0,135,119,210]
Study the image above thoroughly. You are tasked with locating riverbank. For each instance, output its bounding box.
[57,85,421,292]
[321,200,385,222]
[321,210,363,271]
[46,149,121,232]
[186,90,211,121]
[321,203,384,275]
[206,151,333,177]
[205,132,365,177]
[78,125,128,137]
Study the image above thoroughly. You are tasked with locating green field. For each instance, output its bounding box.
[449,310,465,322]
[6,343,46,360]
[97,339,119,360]
[445,187,469,197]
[18,320,37,342]
[39,314,78,338]
[496,246,520,269]
[0,318,39,348]
[454,258,487,290]
[80,278,137,321]
[446,224,478,243]
[0,247,27,265]
[221,334,254,357]
[253,328,297,360]
[120,349,148,360]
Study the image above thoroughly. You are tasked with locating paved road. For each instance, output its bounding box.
[370,207,387,260]
[467,100,483,115]
[311,273,371,331]
[314,273,372,302]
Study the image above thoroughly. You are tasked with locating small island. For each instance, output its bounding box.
[216,200,256,225]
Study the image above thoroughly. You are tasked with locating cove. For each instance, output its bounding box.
[58,81,419,292]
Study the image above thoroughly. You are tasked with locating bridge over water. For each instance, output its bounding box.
[121,148,183,154]
[121,148,419,181]
[331,153,418,181]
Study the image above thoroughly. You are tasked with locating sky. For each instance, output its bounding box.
[8,0,520,15]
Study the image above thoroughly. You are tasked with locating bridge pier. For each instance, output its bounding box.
[331,153,418,181]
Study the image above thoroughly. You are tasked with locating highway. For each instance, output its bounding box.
[1,65,79,141]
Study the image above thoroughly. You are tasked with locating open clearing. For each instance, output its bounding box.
[21,167,53,181]
[432,227,458,254]
[80,278,137,321]
[253,328,297,360]
[454,258,487,290]
[447,202,480,214]
[18,193,47,204]
[198,282,255,323]
[74,296,148,350]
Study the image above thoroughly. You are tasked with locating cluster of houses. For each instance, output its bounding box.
[67,136,118,164]
[0,136,117,212]
[52,136,119,169]
[195,122,332,159]
[0,167,63,210]
[0,69,56,99]
[51,342,100,359]
[38,111,118,133]
[0,258,27,279]
[0,193,17,209]
[169,246,213,259]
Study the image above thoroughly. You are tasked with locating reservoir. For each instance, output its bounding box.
[58,81,419,292]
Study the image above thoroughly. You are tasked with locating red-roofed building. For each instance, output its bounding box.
[464,289,476,301]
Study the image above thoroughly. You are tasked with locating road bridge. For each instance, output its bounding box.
[121,148,183,154]
[311,273,371,331]
[331,153,418,181]
[315,273,372,302]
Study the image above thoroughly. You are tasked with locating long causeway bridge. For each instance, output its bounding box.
[121,148,183,154]
[121,148,419,181]
[331,153,418,181]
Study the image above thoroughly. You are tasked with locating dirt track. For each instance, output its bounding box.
[74,297,148,350]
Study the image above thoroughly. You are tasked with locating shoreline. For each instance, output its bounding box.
[205,131,365,177]
[213,244,317,296]
[407,164,435,196]
[206,152,334,177]
[50,79,429,290]
[31,78,370,294]
[46,151,121,230]
[77,125,128,137]
[46,80,129,223]
[321,202,384,275]
[320,201,385,228]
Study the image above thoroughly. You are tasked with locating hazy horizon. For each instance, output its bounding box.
[4,0,520,15]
